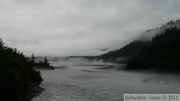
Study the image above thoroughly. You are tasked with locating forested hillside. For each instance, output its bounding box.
[97,19,180,65]
[127,27,180,70]
[97,41,146,61]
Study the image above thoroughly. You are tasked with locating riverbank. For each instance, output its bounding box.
[34,66,55,70]
[94,63,180,75]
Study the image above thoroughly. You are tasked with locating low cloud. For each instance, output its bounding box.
[0,0,180,56]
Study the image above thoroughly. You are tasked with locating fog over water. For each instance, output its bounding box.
[1,1,180,101]
[33,61,180,101]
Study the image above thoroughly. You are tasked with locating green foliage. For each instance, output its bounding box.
[127,27,180,71]
[0,38,42,101]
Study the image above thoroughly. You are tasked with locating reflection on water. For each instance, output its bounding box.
[33,61,180,101]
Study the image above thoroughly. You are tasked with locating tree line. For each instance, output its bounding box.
[31,54,54,70]
[127,27,180,71]
[0,39,43,101]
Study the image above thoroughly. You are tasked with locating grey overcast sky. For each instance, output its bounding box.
[1,0,180,56]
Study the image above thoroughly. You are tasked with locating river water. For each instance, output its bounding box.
[33,61,180,101]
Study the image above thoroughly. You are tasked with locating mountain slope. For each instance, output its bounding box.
[127,27,180,70]
[97,19,180,62]
[97,41,146,61]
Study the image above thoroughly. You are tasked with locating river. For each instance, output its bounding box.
[33,61,180,101]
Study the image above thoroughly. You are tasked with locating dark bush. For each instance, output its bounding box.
[0,38,42,101]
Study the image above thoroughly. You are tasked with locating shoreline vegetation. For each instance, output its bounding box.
[30,54,55,70]
[0,38,43,101]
